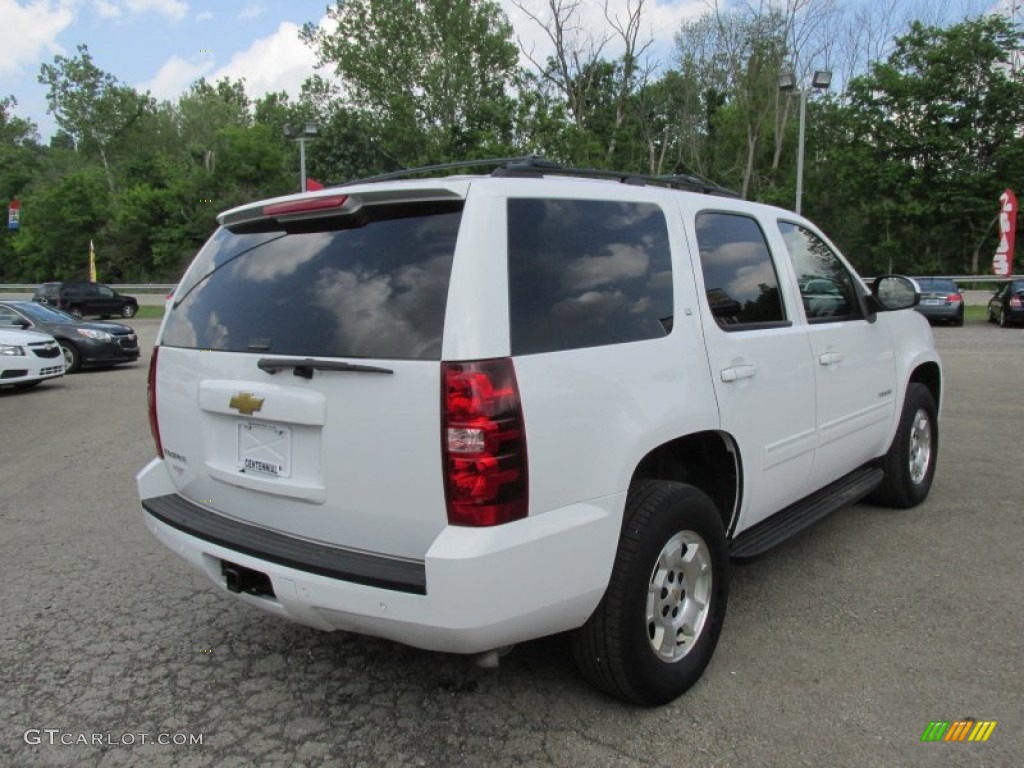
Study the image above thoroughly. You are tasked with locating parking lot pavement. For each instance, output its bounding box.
[1,318,1021,767]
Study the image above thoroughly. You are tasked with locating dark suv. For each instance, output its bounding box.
[33,281,138,319]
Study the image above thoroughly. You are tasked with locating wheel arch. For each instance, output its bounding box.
[908,361,942,416]
[628,431,741,538]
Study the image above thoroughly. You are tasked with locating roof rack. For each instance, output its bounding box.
[336,156,738,198]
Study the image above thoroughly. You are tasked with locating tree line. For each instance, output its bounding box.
[1,0,1021,283]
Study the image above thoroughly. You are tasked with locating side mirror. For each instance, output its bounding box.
[872,275,919,311]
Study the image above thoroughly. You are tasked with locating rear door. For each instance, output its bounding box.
[155,187,468,560]
[689,209,817,530]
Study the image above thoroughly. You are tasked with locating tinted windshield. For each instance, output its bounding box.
[163,201,463,359]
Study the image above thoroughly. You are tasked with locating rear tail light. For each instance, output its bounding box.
[1011,295,1022,309]
[442,358,528,526]
[148,346,163,459]
[948,292,963,304]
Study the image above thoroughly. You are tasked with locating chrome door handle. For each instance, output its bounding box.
[818,351,845,366]
[720,364,758,382]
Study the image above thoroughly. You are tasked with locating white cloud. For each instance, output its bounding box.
[138,53,214,100]
[239,2,263,20]
[124,0,188,21]
[195,10,212,22]
[0,0,73,79]
[209,19,319,101]
[94,0,120,18]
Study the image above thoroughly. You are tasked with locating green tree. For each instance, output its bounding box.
[819,15,1024,274]
[301,0,520,165]
[38,44,153,192]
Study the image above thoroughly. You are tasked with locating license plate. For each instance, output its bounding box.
[238,420,291,478]
[923,299,942,305]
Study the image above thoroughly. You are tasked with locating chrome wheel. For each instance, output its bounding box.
[646,530,712,663]
[908,407,932,485]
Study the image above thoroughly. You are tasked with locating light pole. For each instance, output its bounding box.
[283,122,319,192]
[778,70,831,216]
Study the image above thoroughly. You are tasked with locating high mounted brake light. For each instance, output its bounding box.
[442,358,528,526]
[262,194,348,217]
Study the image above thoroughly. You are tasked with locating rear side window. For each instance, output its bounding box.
[695,212,787,328]
[507,199,673,355]
[162,202,462,359]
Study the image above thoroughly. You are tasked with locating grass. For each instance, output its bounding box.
[134,305,165,319]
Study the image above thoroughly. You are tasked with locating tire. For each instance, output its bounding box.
[998,308,1009,328]
[69,306,83,319]
[571,481,729,706]
[869,383,938,509]
[59,340,82,374]
[121,304,137,318]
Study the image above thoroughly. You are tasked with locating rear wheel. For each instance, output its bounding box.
[869,383,937,508]
[69,306,83,319]
[59,340,81,374]
[998,308,1010,328]
[571,481,729,705]
[121,304,137,318]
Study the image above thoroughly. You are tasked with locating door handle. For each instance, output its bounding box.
[720,364,758,382]
[818,351,845,366]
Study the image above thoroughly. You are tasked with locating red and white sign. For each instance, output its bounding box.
[993,189,1017,277]
[7,198,19,230]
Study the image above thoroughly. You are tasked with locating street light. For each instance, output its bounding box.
[778,70,831,215]
[283,122,319,192]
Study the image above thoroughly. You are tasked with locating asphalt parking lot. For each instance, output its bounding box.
[1,317,1021,767]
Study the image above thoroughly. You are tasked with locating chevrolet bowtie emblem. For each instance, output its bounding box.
[229,392,264,415]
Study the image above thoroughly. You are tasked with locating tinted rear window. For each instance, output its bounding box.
[162,202,462,359]
[916,278,956,292]
[507,198,673,355]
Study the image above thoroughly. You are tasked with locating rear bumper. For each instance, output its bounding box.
[137,458,621,654]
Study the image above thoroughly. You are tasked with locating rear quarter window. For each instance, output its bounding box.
[507,198,674,355]
[162,202,462,360]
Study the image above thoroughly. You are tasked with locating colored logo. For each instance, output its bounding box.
[229,392,264,416]
[921,720,996,742]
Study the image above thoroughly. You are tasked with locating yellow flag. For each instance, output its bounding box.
[89,240,97,282]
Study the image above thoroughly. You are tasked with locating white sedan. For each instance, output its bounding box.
[0,327,65,389]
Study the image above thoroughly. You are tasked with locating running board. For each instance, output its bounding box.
[729,466,884,560]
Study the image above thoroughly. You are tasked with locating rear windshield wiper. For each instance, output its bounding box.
[257,357,394,379]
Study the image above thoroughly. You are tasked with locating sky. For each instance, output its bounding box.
[0,0,711,141]
[0,0,1008,142]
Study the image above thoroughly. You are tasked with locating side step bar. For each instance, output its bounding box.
[729,466,884,560]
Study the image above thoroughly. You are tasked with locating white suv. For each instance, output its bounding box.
[137,159,941,705]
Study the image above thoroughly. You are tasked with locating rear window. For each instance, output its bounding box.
[915,278,957,292]
[507,198,673,355]
[162,202,462,360]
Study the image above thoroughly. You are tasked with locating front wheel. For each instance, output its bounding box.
[869,383,938,508]
[571,481,729,705]
[59,341,82,374]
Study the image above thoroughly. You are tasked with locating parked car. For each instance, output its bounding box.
[986,278,1024,327]
[0,327,64,389]
[33,281,138,319]
[137,157,940,706]
[911,277,964,326]
[0,300,140,373]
